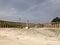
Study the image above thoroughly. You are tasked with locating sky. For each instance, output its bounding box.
[0,0,60,23]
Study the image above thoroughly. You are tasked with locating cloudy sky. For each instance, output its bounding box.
[0,0,60,23]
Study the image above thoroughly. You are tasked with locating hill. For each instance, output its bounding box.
[0,20,37,28]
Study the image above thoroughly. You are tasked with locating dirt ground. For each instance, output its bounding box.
[0,28,60,45]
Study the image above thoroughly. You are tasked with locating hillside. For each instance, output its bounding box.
[0,20,37,28]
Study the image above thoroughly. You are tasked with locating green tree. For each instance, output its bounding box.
[52,17,60,22]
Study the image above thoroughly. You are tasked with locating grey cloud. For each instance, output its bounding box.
[0,0,60,23]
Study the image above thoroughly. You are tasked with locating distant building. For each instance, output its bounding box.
[44,22,60,28]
